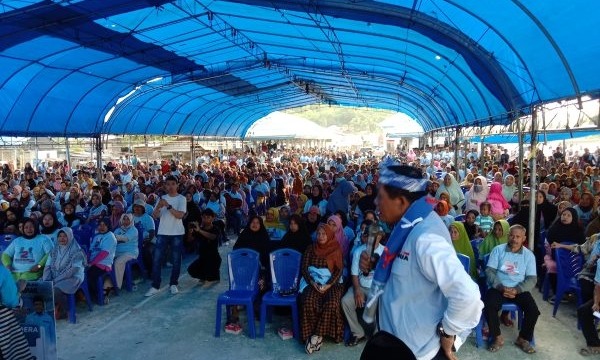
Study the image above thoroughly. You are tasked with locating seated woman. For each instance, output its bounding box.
[448,222,477,280]
[264,207,287,241]
[479,220,510,260]
[57,202,81,228]
[40,212,61,245]
[300,224,344,353]
[553,233,600,303]
[438,192,457,217]
[278,214,312,254]
[87,194,108,224]
[434,200,454,228]
[86,218,117,302]
[278,206,291,231]
[226,216,270,333]
[42,227,86,319]
[1,218,53,281]
[109,200,125,231]
[545,207,585,297]
[0,265,32,359]
[113,214,138,290]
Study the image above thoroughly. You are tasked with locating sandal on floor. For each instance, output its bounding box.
[580,346,600,356]
[488,338,504,353]
[305,335,322,354]
[515,337,536,354]
[346,335,366,347]
[500,313,514,327]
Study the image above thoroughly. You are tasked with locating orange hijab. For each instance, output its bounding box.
[314,224,343,274]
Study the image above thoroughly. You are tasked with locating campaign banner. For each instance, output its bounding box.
[14,281,58,360]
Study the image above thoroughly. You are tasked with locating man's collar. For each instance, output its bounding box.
[504,244,524,254]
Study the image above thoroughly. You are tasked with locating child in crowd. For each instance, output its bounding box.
[475,202,494,237]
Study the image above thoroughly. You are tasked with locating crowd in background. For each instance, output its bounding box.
[1,140,600,355]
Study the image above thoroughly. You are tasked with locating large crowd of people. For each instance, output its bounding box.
[0,141,599,358]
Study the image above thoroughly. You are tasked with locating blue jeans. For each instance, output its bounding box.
[151,235,183,289]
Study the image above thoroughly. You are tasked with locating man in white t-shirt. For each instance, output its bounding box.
[146,176,187,296]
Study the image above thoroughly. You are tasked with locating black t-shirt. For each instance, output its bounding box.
[196,225,220,256]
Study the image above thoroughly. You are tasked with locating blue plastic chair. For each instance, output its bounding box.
[73,225,93,250]
[122,224,148,291]
[553,247,583,317]
[67,277,93,324]
[215,249,260,338]
[96,269,119,305]
[259,249,302,339]
[457,253,470,274]
[0,234,14,254]
[454,214,466,222]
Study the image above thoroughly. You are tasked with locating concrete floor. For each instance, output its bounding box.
[57,243,591,360]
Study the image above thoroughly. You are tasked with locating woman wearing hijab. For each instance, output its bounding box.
[464,175,489,213]
[227,216,271,332]
[109,200,125,231]
[295,194,308,216]
[355,183,377,227]
[300,224,345,353]
[448,222,477,280]
[18,187,35,218]
[43,227,87,319]
[113,214,139,290]
[279,214,312,254]
[545,208,586,297]
[40,212,60,242]
[435,173,465,212]
[87,218,117,302]
[487,182,511,220]
[479,220,510,260]
[57,202,81,228]
[87,193,108,224]
[434,200,454,228]
[233,215,270,271]
[304,206,322,240]
[326,215,349,261]
[1,218,53,281]
[0,265,32,360]
[502,175,517,204]
[303,185,327,216]
[264,207,287,241]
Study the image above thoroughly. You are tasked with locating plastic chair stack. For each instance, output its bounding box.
[259,249,302,339]
[552,247,584,318]
[215,249,260,338]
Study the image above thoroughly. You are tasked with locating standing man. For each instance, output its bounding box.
[484,224,539,354]
[146,176,187,296]
[360,160,482,360]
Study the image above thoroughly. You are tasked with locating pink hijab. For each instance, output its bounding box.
[327,215,349,259]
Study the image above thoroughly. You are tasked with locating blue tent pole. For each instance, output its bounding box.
[65,137,71,171]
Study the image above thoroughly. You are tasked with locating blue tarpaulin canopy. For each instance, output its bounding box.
[468,130,599,144]
[0,0,598,137]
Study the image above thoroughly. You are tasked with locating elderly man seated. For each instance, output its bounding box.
[483,224,540,354]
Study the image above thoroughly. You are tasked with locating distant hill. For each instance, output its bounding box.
[284,105,394,134]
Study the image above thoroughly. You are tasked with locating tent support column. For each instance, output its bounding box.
[190,136,195,166]
[454,127,460,170]
[517,117,524,206]
[65,137,71,171]
[528,107,538,252]
[479,136,485,165]
[95,135,103,183]
[145,136,149,165]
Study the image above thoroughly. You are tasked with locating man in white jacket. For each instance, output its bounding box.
[360,162,483,360]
